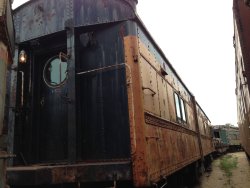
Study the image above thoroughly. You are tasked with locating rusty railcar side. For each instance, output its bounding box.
[233,0,250,158]
[124,21,213,186]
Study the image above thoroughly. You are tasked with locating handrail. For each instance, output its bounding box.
[142,86,156,96]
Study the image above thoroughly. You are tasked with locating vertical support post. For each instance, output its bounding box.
[124,36,148,187]
[66,23,76,163]
[7,46,19,165]
[0,153,7,188]
[192,95,204,162]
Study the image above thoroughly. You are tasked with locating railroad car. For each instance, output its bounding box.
[233,0,250,159]
[6,0,214,187]
[212,124,241,152]
[227,126,241,151]
[0,0,14,186]
[212,126,229,155]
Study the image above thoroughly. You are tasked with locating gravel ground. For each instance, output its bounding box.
[194,152,250,188]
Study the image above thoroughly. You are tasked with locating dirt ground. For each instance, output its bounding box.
[194,152,250,188]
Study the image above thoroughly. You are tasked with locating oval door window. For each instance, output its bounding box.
[43,55,68,88]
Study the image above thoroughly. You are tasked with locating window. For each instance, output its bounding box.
[203,122,207,134]
[180,99,186,122]
[43,55,68,88]
[174,93,182,119]
[214,131,220,138]
[174,92,187,123]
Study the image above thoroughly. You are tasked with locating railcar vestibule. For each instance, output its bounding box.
[7,0,214,187]
[13,21,132,164]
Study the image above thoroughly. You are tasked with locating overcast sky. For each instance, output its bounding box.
[12,0,237,126]
[137,0,236,126]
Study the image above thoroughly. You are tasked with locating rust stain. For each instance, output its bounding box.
[124,36,149,187]
[52,167,76,183]
[0,43,8,63]
[124,35,213,186]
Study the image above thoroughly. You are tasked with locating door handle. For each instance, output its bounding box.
[19,71,24,107]
[40,97,45,107]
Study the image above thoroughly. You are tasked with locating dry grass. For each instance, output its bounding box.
[219,155,238,185]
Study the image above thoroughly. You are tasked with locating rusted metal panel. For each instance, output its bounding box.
[7,161,131,186]
[0,0,14,55]
[75,24,131,161]
[0,151,7,188]
[166,84,177,122]
[5,0,14,54]
[157,75,170,120]
[186,105,196,132]
[0,42,8,136]
[129,24,212,185]
[6,47,18,165]
[137,26,169,77]
[74,0,136,27]
[195,103,213,157]
[124,36,149,187]
[13,0,137,43]
[144,113,200,182]
[201,135,214,156]
[137,26,198,129]
[13,0,73,43]
[125,23,213,185]
[66,24,76,163]
[0,40,9,188]
[0,152,15,188]
[140,56,161,116]
[192,99,205,161]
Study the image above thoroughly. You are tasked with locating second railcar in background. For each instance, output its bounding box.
[6,0,214,187]
[213,124,241,153]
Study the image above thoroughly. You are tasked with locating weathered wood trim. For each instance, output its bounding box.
[191,96,204,161]
[144,112,197,136]
[201,134,212,140]
[149,155,200,181]
[7,161,131,186]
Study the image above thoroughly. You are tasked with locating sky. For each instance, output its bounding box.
[12,0,237,126]
[136,0,236,126]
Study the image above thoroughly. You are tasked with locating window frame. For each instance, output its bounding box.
[174,92,187,124]
[43,55,68,88]
[174,93,182,120]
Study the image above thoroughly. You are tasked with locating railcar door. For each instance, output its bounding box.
[33,48,68,163]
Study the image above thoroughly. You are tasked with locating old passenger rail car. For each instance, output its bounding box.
[7,0,214,187]
[233,0,250,159]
